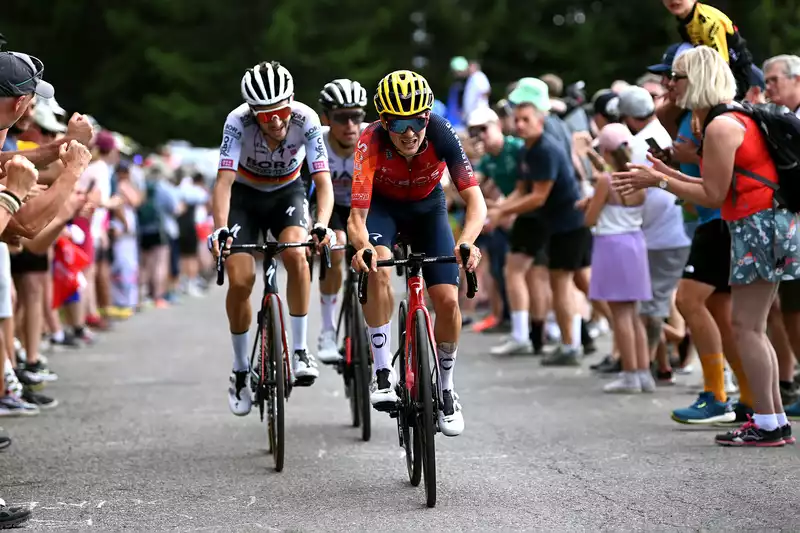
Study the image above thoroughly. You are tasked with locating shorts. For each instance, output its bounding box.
[509,216,549,266]
[95,246,112,264]
[140,232,167,252]
[228,180,309,252]
[548,227,593,272]
[366,184,457,287]
[10,248,49,274]
[729,208,800,285]
[329,203,351,233]
[178,208,199,256]
[639,246,690,318]
[682,218,731,293]
[0,244,12,319]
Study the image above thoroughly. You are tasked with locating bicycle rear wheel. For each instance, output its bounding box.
[415,309,436,508]
[352,292,371,442]
[264,295,285,472]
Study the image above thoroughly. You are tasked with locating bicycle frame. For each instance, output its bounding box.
[402,258,437,394]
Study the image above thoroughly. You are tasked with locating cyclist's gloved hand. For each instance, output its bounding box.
[311,222,336,250]
[208,226,232,259]
[353,246,377,273]
[455,242,482,273]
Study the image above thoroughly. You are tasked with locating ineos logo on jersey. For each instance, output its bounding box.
[371,333,387,348]
[358,141,368,153]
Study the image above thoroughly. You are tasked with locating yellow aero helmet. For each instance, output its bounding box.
[374,70,434,117]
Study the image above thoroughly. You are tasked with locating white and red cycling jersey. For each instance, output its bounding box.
[217,101,330,193]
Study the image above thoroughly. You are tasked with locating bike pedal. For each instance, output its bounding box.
[293,376,317,387]
[373,401,398,414]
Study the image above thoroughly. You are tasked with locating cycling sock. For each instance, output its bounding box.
[753,413,778,431]
[290,314,308,352]
[231,331,250,372]
[777,412,788,427]
[320,293,337,333]
[437,342,457,391]
[699,353,727,403]
[368,323,392,371]
[511,311,529,343]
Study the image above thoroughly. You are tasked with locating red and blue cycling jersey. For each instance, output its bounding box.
[351,113,478,209]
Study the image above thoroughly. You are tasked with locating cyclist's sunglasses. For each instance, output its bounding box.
[253,104,292,124]
[329,109,365,125]
[384,114,429,134]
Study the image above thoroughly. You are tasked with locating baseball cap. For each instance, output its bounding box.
[750,65,766,90]
[508,77,551,111]
[467,107,499,127]
[647,43,694,74]
[33,104,66,133]
[450,56,469,72]
[592,90,620,121]
[94,130,117,152]
[596,123,633,153]
[0,51,54,98]
[617,86,655,119]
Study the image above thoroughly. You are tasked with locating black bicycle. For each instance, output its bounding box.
[216,236,330,472]
[358,243,476,508]
[319,244,372,441]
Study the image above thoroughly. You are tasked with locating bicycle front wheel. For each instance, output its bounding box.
[414,309,436,508]
[353,292,371,442]
[264,295,285,472]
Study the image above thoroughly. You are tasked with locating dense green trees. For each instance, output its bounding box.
[3,1,799,148]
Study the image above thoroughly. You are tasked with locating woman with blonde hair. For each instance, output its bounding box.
[615,46,800,447]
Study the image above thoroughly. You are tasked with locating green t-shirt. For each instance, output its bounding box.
[475,136,524,196]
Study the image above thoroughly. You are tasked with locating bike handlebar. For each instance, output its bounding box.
[216,239,331,286]
[357,243,477,304]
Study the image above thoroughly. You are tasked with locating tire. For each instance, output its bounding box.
[353,295,371,442]
[415,309,436,508]
[345,293,360,428]
[396,300,421,486]
[264,295,285,473]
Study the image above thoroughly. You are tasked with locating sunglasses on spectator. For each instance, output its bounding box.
[252,104,292,124]
[384,114,429,134]
[329,109,365,125]
[468,125,487,138]
[667,71,687,82]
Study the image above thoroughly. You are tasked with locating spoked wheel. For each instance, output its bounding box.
[353,297,371,442]
[396,301,422,486]
[414,309,437,508]
[264,295,285,472]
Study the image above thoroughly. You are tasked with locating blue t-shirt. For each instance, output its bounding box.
[2,136,17,152]
[678,113,720,224]
[519,132,584,234]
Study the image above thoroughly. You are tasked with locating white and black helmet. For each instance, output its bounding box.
[241,61,294,106]
[319,79,368,110]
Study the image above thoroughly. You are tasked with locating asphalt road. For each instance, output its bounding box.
[1,267,799,531]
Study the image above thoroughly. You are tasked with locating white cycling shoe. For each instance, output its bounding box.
[438,390,464,436]
[292,350,319,386]
[316,330,341,364]
[228,371,252,416]
[370,368,398,409]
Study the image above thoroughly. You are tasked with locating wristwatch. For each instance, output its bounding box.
[658,174,669,190]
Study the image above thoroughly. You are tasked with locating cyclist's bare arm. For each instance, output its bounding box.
[457,185,487,245]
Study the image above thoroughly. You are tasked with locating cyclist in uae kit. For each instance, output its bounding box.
[315,79,371,364]
[348,70,487,437]
[209,61,335,417]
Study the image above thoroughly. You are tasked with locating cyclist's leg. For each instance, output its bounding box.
[408,186,463,436]
[266,181,318,383]
[363,199,398,407]
[317,204,348,363]
[225,183,261,415]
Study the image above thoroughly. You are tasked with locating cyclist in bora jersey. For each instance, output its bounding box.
[348,70,487,437]
[314,79,371,364]
[210,61,335,416]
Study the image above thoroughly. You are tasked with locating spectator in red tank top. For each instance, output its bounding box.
[614,46,800,448]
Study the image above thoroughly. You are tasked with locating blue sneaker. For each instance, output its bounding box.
[786,399,800,420]
[671,391,735,424]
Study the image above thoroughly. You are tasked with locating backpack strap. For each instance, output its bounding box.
[729,165,781,207]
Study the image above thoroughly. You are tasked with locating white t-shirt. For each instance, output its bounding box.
[461,70,491,122]
[631,119,690,250]
[80,160,112,244]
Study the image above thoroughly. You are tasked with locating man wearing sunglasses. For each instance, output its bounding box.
[349,70,486,437]
[314,79,370,364]
[210,61,335,417]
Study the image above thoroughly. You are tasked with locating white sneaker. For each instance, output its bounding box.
[292,350,319,385]
[439,390,464,436]
[316,330,341,364]
[638,370,657,393]
[603,371,642,394]
[370,368,398,408]
[490,338,533,356]
[228,371,252,416]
